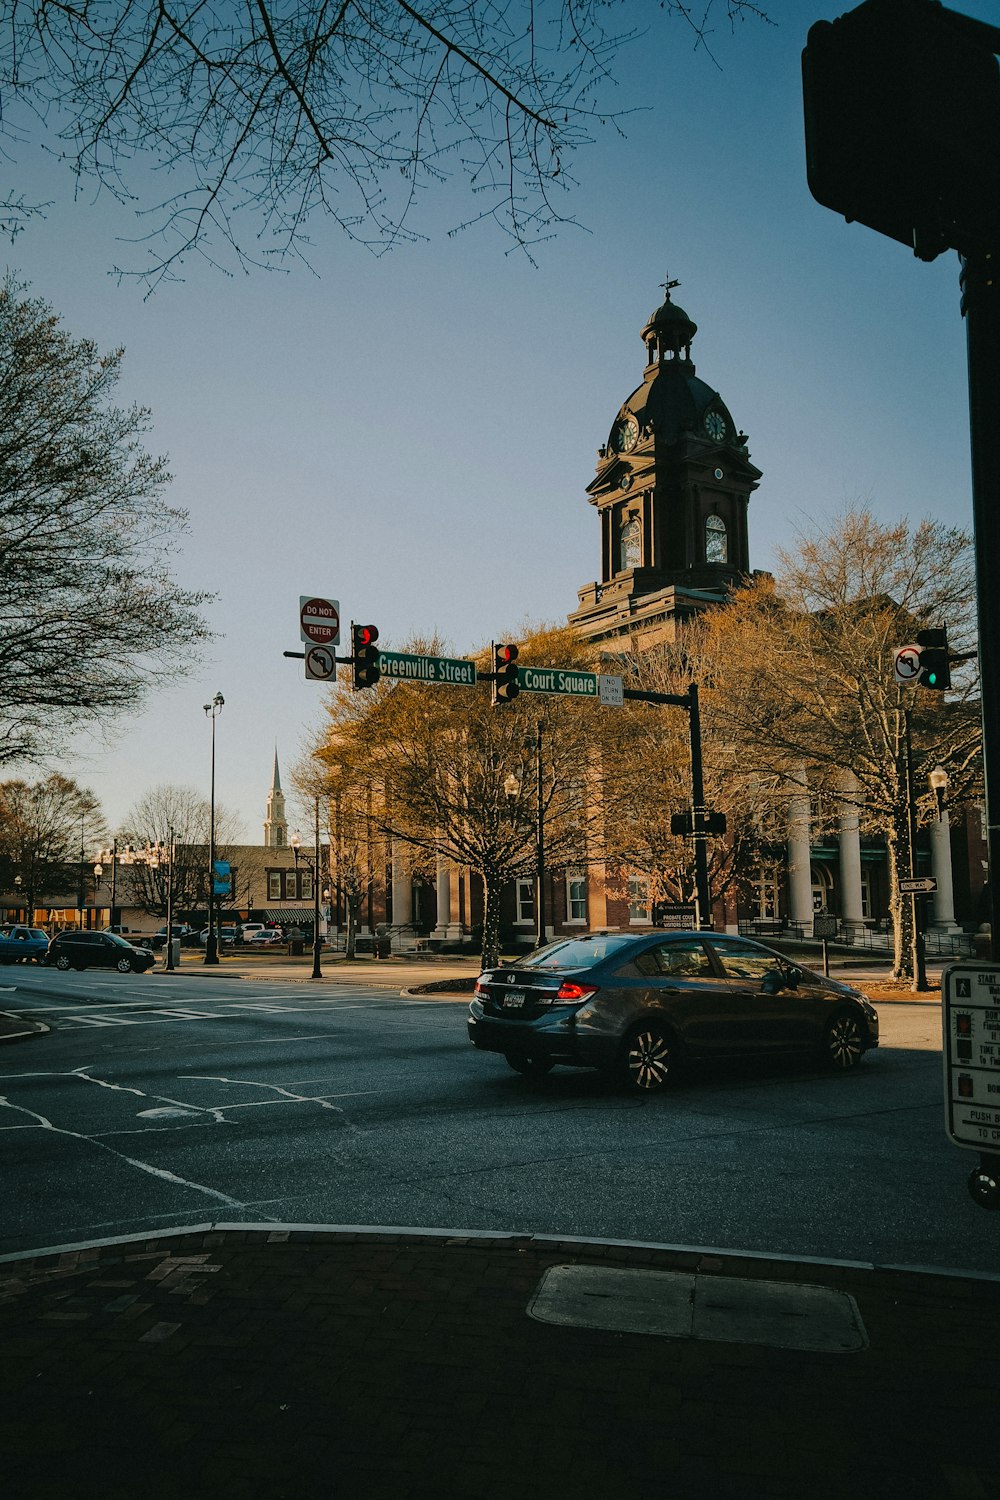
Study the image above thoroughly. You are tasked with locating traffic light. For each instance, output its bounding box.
[802,1,1000,261]
[916,628,951,692]
[352,624,380,690]
[492,642,519,705]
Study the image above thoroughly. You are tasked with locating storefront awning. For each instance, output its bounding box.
[263,909,313,923]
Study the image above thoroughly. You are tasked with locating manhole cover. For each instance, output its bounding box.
[529,1265,867,1353]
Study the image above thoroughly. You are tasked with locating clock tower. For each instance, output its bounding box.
[569,282,762,645]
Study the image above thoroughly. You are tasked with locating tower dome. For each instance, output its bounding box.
[641,284,698,362]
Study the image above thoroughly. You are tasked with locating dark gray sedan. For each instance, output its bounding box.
[468,931,879,1091]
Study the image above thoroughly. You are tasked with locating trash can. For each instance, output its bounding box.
[287,925,304,957]
[169,938,181,967]
[974,924,992,960]
[374,924,391,959]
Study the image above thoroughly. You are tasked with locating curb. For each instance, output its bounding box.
[3,1219,999,1286]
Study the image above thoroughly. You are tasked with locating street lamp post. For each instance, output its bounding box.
[165,827,176,972]
[290,800,326,979]
[204,691,224,965]
[93,862,104,926]
[14,874,23,922]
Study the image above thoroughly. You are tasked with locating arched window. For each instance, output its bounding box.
[705,513,728,563]
[619,517,641,572]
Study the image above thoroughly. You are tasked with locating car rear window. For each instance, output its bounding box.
[519,935,636,970]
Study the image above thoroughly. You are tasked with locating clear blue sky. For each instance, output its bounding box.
[7,0,989,842]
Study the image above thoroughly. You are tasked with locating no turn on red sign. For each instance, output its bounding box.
[299,596,340,647]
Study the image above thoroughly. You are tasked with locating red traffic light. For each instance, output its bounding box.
[492,641,520,705]
[356,625,379,648]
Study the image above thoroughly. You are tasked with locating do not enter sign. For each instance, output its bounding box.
[299,596,340,647]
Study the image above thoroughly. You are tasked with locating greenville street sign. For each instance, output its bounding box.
[378,650,477,686]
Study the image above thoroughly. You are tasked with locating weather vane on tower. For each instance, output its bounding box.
[660,276,681,296]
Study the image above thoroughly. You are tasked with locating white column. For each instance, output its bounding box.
[432,856,451,942]
[787,770,814,935]
[930,812,960,931]
[838,774,865,934]
[390,839,412,944]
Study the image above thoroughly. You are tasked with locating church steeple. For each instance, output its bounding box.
[263,747,287,847]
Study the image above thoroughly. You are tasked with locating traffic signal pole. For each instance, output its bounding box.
[962,252,1000,958]
[623,683,712,929]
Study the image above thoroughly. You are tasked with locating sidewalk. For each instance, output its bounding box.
[1,1223,997,1499]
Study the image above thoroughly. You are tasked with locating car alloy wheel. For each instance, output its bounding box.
[504,1052,555,1078]
[824,1012,864,1070]
[55,954,71,971]
[116,956,133,973]
[621,1024,675,1092]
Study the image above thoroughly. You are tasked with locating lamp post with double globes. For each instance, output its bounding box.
[290,799,326,979]
[204,691,224,965]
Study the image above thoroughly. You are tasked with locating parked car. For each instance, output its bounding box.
[0,926,50,964]
[468,930,879,1091]
[47,930,156,974]
[196,926,239,948]
[149,924,197,951]
[246,928,284,946]
[240,923,267,940]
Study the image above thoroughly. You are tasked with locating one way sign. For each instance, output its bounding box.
[900,876,938,894]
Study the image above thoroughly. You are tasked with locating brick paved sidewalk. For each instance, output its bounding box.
[2,1227,998,1500]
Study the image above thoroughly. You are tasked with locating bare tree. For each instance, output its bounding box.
[2,2,768,286]
[0,774,106,917]
[118,783,243,919]
[313,625,603,967]
[697,509,981,983]
[0,275,213,767]
[597,628,785,918]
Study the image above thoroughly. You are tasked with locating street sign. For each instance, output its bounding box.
[518,666,599,698]
[900,876,938,894]
[599,674,624,707]
[942,963,1000,1152]
[299,596,340,647]
[652,902,697,930]
[378,650,477,686]
[893,644,921,683]
[304,645,337,682]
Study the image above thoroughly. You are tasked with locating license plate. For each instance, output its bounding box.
[502,989,526,1009]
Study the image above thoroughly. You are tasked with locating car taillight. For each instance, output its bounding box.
[474,981,489,998]
[554,982,598,1003]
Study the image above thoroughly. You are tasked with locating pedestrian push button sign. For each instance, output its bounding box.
[942,963,1000,1151]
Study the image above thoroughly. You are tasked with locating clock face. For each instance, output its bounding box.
[704,411,726,442]
[613,415,639,453]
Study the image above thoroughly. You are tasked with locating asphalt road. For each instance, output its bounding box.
[1,966,994,1272]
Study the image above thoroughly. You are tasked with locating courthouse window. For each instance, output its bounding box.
[705,514,728,563]
[566,873,588,924]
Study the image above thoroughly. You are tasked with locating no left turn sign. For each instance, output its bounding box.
[893,644,921,683]
[305,645,337,681]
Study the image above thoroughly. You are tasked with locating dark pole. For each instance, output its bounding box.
[311,797,323,980]
[78,813,85,929]
[687,684,712,930]
[904,708,929,993]
[110,839,118,929]
[961,251,1000,959]
[165,827,176,972]
[204,692,224,965]
[535,721,546,947]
